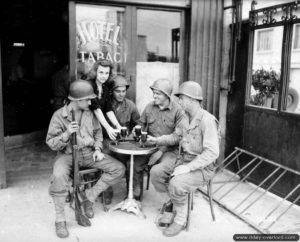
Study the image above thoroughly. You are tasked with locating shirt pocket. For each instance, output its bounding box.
[163,118,175,130]
[186,125,202,153]
[147,113,156,125]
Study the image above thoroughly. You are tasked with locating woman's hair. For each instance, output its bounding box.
[86,59,113,81]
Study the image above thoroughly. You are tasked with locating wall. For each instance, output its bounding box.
[189,0,223,118]
[243,109,300,199]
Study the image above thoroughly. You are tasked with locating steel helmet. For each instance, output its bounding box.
[175,81,203,101]
[110,75,129,90]
[150,79,173,98]
[68,79,96,101]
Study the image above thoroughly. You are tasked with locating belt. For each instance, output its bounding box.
[182,152,196,162]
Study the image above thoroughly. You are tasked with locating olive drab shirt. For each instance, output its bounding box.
[112,98,140,131]
[138,99,187,152]
[156,108,219,171]
[46,105,103,154]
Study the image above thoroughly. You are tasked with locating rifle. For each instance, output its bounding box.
[71,109,91,227]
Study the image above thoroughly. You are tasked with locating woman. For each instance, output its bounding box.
[86,59,122,140]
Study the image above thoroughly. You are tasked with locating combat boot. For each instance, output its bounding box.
[55,221,69,238]
[163,222,184,237]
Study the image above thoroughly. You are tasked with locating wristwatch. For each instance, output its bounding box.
[94,147,101,152]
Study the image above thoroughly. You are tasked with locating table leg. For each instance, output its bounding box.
[109,154,145,218]
[128,154,134,199]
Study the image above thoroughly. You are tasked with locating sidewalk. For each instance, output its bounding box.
[0,171,255,242]
[0,143,257,242]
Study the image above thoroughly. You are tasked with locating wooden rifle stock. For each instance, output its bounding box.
[71,109,91,226]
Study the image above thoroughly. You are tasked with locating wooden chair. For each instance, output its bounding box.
[68,168,108,211]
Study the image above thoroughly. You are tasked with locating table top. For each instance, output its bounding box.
[108,140,158,155]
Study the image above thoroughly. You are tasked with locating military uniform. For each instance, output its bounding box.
[47,104,125,222]
[139,99,187,192]
[154,108,219,225]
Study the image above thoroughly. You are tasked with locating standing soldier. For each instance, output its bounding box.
[147,81,220,237]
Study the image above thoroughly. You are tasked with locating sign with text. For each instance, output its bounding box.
[76,4,127,75]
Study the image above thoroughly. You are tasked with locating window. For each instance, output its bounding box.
[250,27,283,109]
[247,2,300,116]
[293,24,300,50]
[256,29,273,52]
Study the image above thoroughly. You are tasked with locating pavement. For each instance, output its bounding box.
[0,142,298,242]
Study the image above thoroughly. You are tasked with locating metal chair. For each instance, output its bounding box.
[145,164,216,230]
[186,179,215,231]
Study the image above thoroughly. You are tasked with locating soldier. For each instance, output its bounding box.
[46,80,125,238]
[110,75,140,132]
[105,75,142,199]
[147,81,219,236]
[136,78,187,199]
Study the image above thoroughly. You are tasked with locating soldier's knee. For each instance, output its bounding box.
[150,164,162,179]
[52,168,69,181]
[168,176,185,196]
[115,162,126,177]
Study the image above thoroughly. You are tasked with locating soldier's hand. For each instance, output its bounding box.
[93,150,105,161]
[171,165,191,177]
[148,150,163,166]
[147,135,158,145]
[67,121,79,135]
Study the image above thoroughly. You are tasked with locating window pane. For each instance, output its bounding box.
[286,24,300,113]
[293,24,300,50]
[250,26,283,109]
[75,4,126,77]
[136,10,181,113]
[257,29,273,52]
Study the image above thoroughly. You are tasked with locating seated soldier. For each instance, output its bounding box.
[104,75,141,199]
[147,81,219,237]
[129,79,187,203]
[46,79,125,238]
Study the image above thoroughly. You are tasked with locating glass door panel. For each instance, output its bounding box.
[250,26,283,109]
[136,9,181,113]
[75,4,126,77]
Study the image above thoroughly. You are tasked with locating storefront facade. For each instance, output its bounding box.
[0,0,224,187]
[224,0,300,201]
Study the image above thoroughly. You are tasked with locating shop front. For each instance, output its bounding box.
[0,0,223,189]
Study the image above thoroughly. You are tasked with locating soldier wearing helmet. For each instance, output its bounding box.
[46,79,125,238]
[110,75,140,129]
[103,75,142,200]
[147,81,219,237]
[135,78,187,202]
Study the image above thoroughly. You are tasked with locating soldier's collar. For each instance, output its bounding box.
[62,104,73,122]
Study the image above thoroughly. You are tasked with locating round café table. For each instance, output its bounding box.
[108,140,157,218]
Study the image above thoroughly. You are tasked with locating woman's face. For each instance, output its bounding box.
[96,65,110,84]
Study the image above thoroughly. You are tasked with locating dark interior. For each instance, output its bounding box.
[1,0,69,135]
